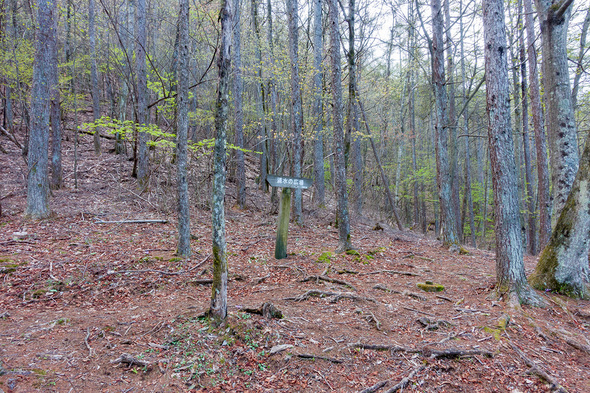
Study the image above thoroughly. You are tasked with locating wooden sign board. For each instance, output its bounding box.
[267,175,312,189]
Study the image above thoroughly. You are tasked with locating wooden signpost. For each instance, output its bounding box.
[266,175,312,259]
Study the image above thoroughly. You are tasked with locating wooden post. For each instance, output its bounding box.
[275,188,291,259]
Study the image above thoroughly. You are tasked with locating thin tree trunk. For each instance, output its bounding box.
[136,0,149,189]
[287,0,303,224]
[312,0,324,207]
[49,3,62,191]
[329,0,352,252]
[89,0,101,154]
[483,0,540,306]
[431,0,459,247]
[524,0,551,248]
[572,6,590,111]
[176,0,190,257]
[266,0,279,212]
[536,0,578,226]
[210,0,232,324]
[26,0,55,219]
[233,0,245,209]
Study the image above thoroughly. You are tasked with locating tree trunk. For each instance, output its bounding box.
[89,0,101,154]
[135,0,149,189]
[233,0,245,209]
[210,0,232,324]
[536,0,578,226]
[431,0,459,247]
[266,0,279,212]
[483,0,541,306]
[176,0,190,257]
[571,6,590,111]
[287,0,303,224]
[49,2,62,191]
[312,0,325,207]
[529,131,590,298]
[524,0,551,248]
[328,0,352,252]
[26,0,55,219]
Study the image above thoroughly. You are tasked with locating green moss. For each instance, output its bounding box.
[417,282,445,292]
[367,247,386,256]
[345,249,360,256]
[169,257,183,263]
[459,247,469,255]
[316,251,332,263]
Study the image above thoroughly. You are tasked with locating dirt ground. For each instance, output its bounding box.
[1,134,590,392]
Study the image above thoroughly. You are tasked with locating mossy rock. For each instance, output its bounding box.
[459,247,470,255]
[417,282,445,292]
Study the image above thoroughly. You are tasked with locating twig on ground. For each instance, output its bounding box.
[373,285,427,301]
[349,342,493,359]
[296,353,342,364]
[510,342,568,392]
[85,328,94,356]
[95,219,168,224]
[359,379,389,393]
[253,274,270,284]
[100,254,210,278]
[436,295,454,302]
[361,270,419,277]
[384,365,426,393]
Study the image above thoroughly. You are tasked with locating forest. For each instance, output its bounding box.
[1,0,590,391]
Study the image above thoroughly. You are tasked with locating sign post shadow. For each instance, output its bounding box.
[266,175,312,259]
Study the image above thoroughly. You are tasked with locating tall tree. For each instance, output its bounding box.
[251,0,267,192]
[287,0,303,224]
[209,0,232,323]
[524,0,551,248]
[233,0,245,209]
[49,0,62,191]
[329,0,352,252]
[176,0,190,257]
[135,0,149,189]
[572,6,590,111]
[312,0,325,207]
[89,0,101,154]
[25,0,56,219]
[431,0,459,247]
[536,0,578,225]
[483,0,540,305]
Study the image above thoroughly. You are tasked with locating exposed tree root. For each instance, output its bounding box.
[348,342,493,359]
[241,302,283,319]
[359,379,389,393]
[417,317,453,330]
[301,275,356,290]
[110,353,152,369]
[510,343,568,392]
[284,290,377,303]
[362,270,419,277]
[384,365,426,393]
[373,284,427,301]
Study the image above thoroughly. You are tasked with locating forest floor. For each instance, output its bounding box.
[1,133,590,393]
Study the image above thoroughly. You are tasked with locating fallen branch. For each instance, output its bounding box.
[187,279,213,285]
[95,219,168,224]
[284,289,376,303]
[111,353,152,369]
[296,353,342,364]
[100,254,210,278]
[384,365,426,393]
[417,317,453,330]
[85,328,94,357]
[349,342,493,359]
[562,336,590,356]
[510,343,568,392]
[241,302,283,319]
[359,379,389,393]
[361,270,419,277]
[301,275,356,290]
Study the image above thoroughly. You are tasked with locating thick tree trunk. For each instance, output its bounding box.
[233,0,245,209]
[287,0,303,224]
[135,0,149,189]
[210,0,232,324]
[328,0,352,252]
[530,132,590,298]
[89,0,101,154]
[176,0,191,257]
[483,0,541,306]
[26,0,56,219]
[524,0,551,248]
[312,0,325,207]
[431,0,459,247]
[536,0,578,226]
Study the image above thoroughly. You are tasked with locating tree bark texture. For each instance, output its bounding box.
[312,0,325,207]
[210,0,232,323]
[26,0,55,220]
[287,0,303,224]
[483,0,540,305]
[530,132,590,298]
[136,0,149,189]
[329,0,352,252]
[524,0,551,248]
[431,0,459,247]
[176,0,191,257]
[233,0,245,209]
[89,0,101,154]
[49,2,62,191]
[572,6,590,111]
[536,0,578,226]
